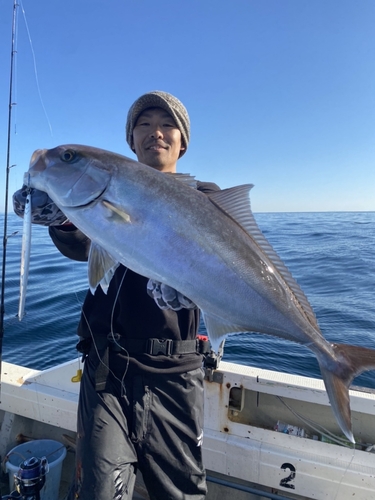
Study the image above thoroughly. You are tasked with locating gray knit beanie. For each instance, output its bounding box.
[126,91,190,157]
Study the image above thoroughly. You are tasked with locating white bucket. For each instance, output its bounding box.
[5,439,67,500]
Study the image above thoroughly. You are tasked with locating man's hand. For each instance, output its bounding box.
[13,186,68,226]
[147,279,197,311]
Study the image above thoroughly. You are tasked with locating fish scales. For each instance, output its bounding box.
[32,149,316,343]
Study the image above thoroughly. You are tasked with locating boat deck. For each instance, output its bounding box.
[0,359,374,500]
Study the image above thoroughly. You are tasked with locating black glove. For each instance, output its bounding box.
[147,279,197,311]
[13,185,68,226]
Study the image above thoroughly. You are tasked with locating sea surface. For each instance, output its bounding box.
[1,211,374,388]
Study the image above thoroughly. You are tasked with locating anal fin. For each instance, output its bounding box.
[88,242,119,294]
[201,311,245,353]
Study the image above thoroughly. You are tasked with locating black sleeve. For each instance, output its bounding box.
[48,225,91,262]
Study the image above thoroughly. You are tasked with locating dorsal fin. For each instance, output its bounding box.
[208,185,318,329]
[166,172,197,189]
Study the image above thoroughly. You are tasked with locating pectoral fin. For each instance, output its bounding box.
[88,242,119,294]
[102,200,131,223]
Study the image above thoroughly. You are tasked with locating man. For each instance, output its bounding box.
[13,91,220,499]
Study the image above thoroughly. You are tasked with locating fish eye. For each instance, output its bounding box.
[61,149,78,163]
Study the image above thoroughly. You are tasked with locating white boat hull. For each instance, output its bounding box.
[1,359,374,499]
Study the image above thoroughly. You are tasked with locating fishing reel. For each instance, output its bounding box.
[2,456,49,500]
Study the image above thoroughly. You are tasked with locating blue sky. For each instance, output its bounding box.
[0,0,374,212]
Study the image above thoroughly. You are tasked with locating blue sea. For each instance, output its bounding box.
[1,212,375,388]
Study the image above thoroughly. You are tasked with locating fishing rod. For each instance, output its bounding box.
[0,0,19,388]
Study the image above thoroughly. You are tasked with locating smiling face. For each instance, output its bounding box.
[131,107,185,172]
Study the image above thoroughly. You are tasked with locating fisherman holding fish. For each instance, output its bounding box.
[15,84,375,497]
[13,91,220,499]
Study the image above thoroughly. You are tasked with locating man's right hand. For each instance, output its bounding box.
[13,186,68,226]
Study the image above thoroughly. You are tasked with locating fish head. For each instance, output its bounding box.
[26,145,115,208]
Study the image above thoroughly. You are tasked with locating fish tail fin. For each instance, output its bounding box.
[318,343,375,444]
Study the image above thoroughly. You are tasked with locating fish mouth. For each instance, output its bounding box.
[27,147,112,208]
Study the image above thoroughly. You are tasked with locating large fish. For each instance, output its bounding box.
[25,144,375,443]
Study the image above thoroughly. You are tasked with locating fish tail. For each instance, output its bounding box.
[318,343,375,444]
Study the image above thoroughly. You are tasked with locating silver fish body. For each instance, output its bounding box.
[26,144,375,443]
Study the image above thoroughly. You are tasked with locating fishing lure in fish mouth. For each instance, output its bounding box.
[18,176,32,321]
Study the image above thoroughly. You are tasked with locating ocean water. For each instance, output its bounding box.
[1,211,374,389]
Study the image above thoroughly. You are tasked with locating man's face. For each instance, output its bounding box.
[132,107,185,172]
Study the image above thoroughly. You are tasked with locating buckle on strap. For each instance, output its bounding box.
[147,338,173,356]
